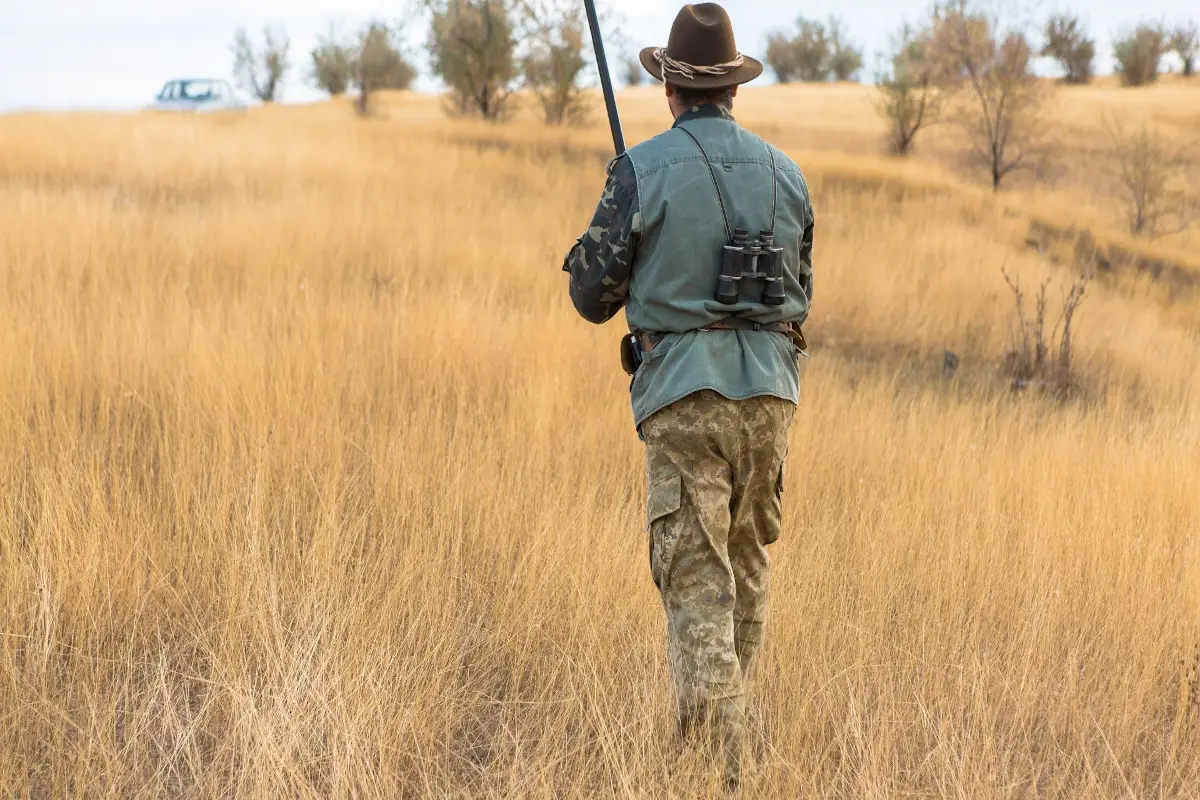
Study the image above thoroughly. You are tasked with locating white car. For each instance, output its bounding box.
[148,79,247,112]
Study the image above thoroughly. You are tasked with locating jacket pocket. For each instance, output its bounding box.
[647,473,683,592]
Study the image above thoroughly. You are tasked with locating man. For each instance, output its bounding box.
[562,2,814,790]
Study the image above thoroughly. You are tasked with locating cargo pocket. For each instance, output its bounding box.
[646,473,683,592]
[765,463,785,546]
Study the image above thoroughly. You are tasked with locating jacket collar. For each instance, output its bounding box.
[672,103,736,128]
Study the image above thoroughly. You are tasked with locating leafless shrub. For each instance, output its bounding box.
[1105,118,1194,238]
[521,0,590,126]
[876,24,942,155]
[1041,13,1095,85]
[929,1,1046,190]
[232,26,291,103]
[1113,24,1167,87]
[1002,268,1090,390]
[426,0,520,120]
[1170,21,1199,77]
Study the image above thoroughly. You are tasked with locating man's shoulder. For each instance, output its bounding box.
[759,139,804,176]
[604,153,639,197]
[625,129,692,173]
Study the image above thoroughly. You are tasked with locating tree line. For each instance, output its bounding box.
[231,2,1198,119]
[228,1,1195,237]
[231,0,594,122]
[872,1,1196,239]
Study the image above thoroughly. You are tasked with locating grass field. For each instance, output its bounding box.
[2,82,1200,797]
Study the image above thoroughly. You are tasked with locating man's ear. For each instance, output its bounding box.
[664,82,675,98]
[731,86,739,98]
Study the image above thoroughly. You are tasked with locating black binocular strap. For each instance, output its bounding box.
[675,125,779,238]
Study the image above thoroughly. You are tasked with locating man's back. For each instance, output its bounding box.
[622,104,814,428]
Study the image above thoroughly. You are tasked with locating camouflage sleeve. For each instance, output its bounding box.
[798,213,814,305]
[563,155,640,325]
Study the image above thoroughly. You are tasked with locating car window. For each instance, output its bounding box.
[158,82,178,101]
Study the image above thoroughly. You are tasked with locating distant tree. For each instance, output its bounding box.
[1105,118,1193,237]
[426,0,520,120]
[352,21,417,115]
[624,58,644,87]
[765,16,861,83]
[876,24,942,155]
[929,1,1045,190]
[310,26,354,97]
[765,31,800,83]
[1169,20,1199,77]
[232,26,291,103]
[792,18,833,82]
[1113,24,1166,87]
[1041,13,1095,84]
[828,18,865,81]
[522,0,590,125]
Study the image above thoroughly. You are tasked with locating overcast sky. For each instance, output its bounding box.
[0,0,1195,111]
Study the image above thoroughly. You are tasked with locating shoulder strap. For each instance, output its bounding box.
[675,125,732,242]
[675,124,780,239]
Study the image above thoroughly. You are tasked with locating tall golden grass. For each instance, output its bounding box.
[2,84,1199,797]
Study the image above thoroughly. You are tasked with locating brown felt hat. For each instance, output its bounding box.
[639,3,763,90]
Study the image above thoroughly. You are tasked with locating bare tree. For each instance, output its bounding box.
[929,1,1045,190]
[1041,13,1095,84]
[876,24,942,155]
[311,26,354,97]
[1170,21,1199,77]
[1105,118,1194,238]
[521,0,590,125]
[1113,24,1166,87]
[232,26,291,103]
[427,0,520,120]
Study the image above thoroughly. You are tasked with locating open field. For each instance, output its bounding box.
[2,83,1200,797]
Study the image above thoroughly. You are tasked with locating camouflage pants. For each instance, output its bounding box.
[641,390,795,788]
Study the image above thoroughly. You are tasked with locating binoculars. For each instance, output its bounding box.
[716,228,786,306]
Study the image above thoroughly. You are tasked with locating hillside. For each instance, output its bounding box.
[1,83,1198,797]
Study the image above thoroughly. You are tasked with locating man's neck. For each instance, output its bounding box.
[672,103,736,128]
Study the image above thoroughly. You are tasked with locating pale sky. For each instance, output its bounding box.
[0,0,1194,111]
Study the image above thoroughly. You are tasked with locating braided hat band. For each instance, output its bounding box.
[653,48,746,81]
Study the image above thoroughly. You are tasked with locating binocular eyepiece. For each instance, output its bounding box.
[716,228,786,306]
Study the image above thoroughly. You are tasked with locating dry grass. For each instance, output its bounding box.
[2,83,1200,797]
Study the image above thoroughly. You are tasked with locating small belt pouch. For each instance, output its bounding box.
[620,333,643,376]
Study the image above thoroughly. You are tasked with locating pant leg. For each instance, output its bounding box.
[727,396,795,687]
[641,391,746,787]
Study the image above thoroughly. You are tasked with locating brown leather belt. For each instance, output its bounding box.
[638,319,804,353]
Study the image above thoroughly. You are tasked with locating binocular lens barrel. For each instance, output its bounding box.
[717,245,743,305]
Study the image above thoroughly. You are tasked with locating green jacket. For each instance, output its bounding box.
[564,105,815,428]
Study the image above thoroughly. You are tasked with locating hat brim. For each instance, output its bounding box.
[639,47,764,90]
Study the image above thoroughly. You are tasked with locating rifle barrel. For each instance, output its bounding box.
[583,0,625,156]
